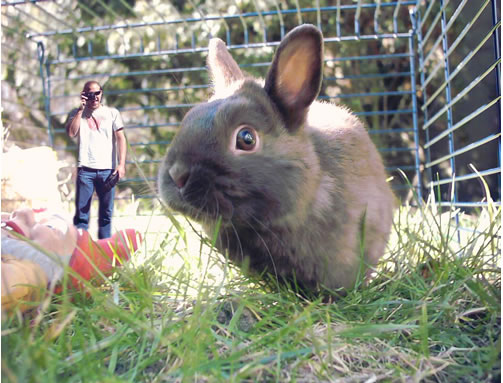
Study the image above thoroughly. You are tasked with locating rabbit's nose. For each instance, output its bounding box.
[169,162,190,189]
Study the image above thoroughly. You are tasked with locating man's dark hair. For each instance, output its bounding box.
[83,81,102,92]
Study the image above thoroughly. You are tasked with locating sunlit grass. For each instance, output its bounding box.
[2,187,500,382]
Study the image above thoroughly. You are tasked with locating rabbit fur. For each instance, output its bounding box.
[158,24,395,292]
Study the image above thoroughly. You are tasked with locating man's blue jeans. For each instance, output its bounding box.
[73,167,115,239]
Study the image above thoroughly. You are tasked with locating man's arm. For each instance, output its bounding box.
[114,128,127,179]
[66,107,84,137]
[66,93,87,137]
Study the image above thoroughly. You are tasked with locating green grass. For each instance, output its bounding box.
[2,193,500,382]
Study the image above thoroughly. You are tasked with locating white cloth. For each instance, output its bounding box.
[71,105,125,169]
[1,235,72,283]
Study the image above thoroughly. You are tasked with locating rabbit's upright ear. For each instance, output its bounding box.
[207,38,244,94]
[264,25,323,130]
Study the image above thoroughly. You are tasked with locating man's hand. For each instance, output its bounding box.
[114,164,126,179]
[79,92,87,111]
[114,129,127,180]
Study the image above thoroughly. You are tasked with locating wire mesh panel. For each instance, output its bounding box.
[415,0,501,208]
[1,0,500,211]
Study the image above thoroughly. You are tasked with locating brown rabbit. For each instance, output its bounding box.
[158,24,395,293]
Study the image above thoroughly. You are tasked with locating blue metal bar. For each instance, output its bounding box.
[368,128,415,135]
[51,66,208,82]
[408,7,422,201]
[420,2,496,95]
[420,55,443,91]
[49,54,410,82]
[428,168,502,187]
[354,0,363,37]
[421,22,500,111]
[424,96,501,150]
[294,0,303,24]
[25,3,417,39]
[446,1,491,59]
[425,133,501,169]
[491,0,502,196]
[320,90,413,99]
[419,1,445,50]
[439,0,458,219]
[392,0,403,34]
[378,147,415,153]
[325,52,411,63]
[251,0,267,43]
[270,0,285,39]
[374,0,381,34]
[355,109,413,117]
[386,166,417,171]
[324,33,413,43]
[491,0,501,98]
[44,33,413,65]
[52,76,414,100]
[2,0,51,4]
[325,72,411,81]
[336,0,341,38]
[420,0,436,29]
[246,55,410,69]
[36,41,53,147]
[315,0,321,31]
[422,58,501,131]
[421,0,469,67]
[415,5,433,195]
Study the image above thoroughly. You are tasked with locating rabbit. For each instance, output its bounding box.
[158,24,395,293]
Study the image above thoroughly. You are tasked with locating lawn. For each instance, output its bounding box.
[2,190,500,382]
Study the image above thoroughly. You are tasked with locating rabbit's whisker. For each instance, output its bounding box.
[248,214,288,250]
[229,221,244,264]
[244,219,281,292]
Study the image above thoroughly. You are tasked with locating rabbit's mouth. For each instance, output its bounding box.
[159,164,236,223]
[181,184,235,223]
[165,191,234,226]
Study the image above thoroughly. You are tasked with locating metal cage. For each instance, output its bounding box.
[1,0,501,211]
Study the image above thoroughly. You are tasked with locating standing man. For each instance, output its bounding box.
[66,81,127,239]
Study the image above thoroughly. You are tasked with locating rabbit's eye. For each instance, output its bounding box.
[236,127,257,151]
